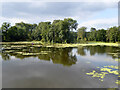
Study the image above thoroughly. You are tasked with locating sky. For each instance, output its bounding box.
[0,0,119,31]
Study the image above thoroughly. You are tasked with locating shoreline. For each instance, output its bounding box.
[0,41,119,48]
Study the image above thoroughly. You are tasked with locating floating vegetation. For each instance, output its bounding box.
[41,51,51,53]
[101,68,118,75]
[108,53,119,57]
[0,41,43,45]
[3,46,27,50]
[1,41,119,48]
[3,47,14,50]
[115,80,120,85]
[114,59,120,62]
[104,65,118,69]
[86,70,96,75]
[86,70,108,81]
[4,50,15,53]
[15,52,48,56]
[86,65,119,84]
[32,45,42,47]
[10,45,27,48]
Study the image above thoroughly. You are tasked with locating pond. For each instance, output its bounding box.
[1,45,120,88]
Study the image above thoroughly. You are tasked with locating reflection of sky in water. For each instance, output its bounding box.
[2,46,119,88]
[72,48,118,68]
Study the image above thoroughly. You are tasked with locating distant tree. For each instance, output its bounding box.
[0,20,119,43]
[15,22,37,41]
[7,26,26,41]
[49,18,78,43]
[63,18,78,43]
[32,27,42,41]
[96,29,106,42]
[77,27,87,42]
[1,22,11,41]
[89,27,97,41]
[106,26,119,42]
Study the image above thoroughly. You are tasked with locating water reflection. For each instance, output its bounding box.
[1,45,120,65]
[77,46,86,56]
[1,53,10,60]
[77,46,119,59]
[2,45,119,88]
[1,47,77,66]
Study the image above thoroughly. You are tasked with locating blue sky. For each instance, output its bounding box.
[0,0,118,31]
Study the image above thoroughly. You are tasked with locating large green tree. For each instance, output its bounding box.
[89,27,97,41]
[77,27,87,42]
[0,19,119,43]
[1,22,11,41]
[106,26,119,42]
[96,29,106,42]
[15,22,37,40]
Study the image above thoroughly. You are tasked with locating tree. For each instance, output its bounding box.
[1,20,119,43]
[106,26,119,42]
[49,18,78,43]
[77,27,87,42]
[96,29,106,42]
[89,27,97,41]
[61,18,78,43]
[1,22,11,41]
[7,26,26,41]
[15,22,37,41]
[49,20,61,43]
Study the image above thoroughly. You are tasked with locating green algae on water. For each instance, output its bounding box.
[86,65,119,83]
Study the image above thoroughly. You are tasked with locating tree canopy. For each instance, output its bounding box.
[0,18,120,43]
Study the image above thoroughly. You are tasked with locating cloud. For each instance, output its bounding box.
[2,2,117,18]
[0,0,119,2]
[0,2,118,29]
[0,17,29,26]
[78,17,118,31]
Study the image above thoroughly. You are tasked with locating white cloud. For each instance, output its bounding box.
[28,2,47,8]
[0,0,119,2]
[0,2,118,30]
[0,17,29,26]
[78,17,118,31]
[2,2,117,19]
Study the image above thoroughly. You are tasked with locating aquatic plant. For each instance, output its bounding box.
[115,80,120,85]
[86,65,119,84]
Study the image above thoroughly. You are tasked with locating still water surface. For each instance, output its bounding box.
[1,46,119,88]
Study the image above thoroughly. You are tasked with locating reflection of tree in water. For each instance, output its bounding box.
[1,46,119,64]
[76,46,120,59]
[85,46,120,58]
[77,46,86,56]
[86,46,106,56]
[0,52,10,60]
[1,47,77,66]
[50,48,77,66]
[38,48,77,66]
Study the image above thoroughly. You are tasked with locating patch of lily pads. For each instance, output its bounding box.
[114,59,120,62]
[115,80,120,85]
[86,65,119,85]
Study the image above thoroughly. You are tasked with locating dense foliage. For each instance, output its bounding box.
[0,18,120,43]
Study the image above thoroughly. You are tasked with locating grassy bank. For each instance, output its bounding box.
[0,41,43,45]
[44,42,119,48]
[0,41,119,48]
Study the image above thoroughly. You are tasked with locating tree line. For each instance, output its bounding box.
[0,18,120,43]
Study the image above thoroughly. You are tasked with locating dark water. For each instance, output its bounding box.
[1,45,119,88]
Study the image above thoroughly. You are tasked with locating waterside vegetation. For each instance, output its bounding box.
[0,18,120,44]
